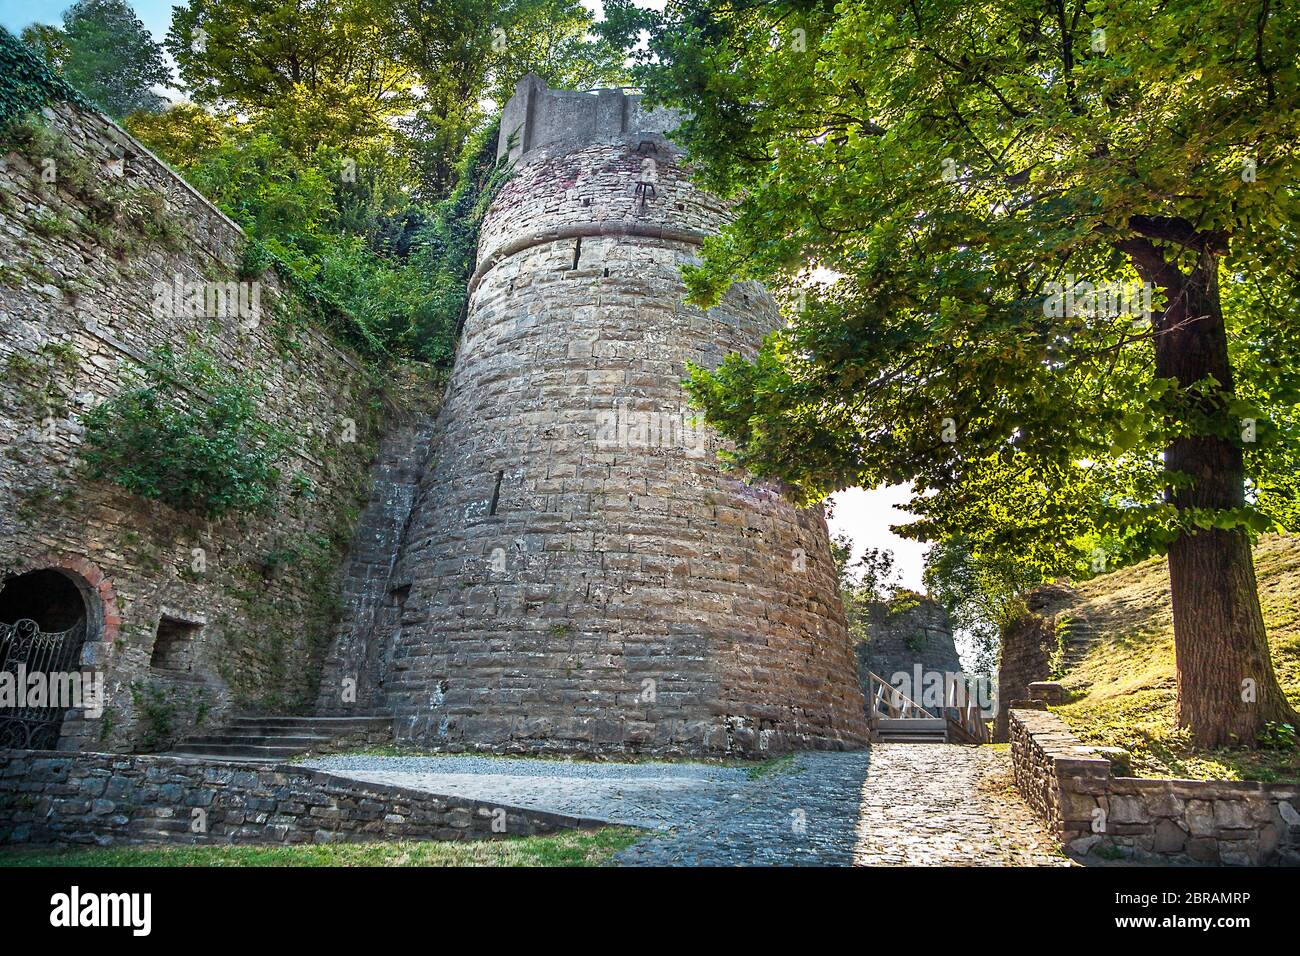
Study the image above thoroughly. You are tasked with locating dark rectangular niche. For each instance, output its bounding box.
[150,616,203,672]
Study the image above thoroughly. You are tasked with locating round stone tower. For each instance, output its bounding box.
[376,75,868,755]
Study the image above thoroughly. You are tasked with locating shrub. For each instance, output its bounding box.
[81,346,294,519]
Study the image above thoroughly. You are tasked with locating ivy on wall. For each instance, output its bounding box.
[0,26,89,130]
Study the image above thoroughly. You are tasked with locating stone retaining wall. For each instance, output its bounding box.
[1010,709,1300,866]
[1,98,384,750]
[0,748,596,847]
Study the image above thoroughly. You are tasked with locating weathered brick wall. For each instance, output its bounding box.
[0,102,382,751]
[1011,709,1300,866]
[0,748,595,847]
[351,79,869,756]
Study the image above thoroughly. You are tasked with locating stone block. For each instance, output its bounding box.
[1213,800,1252,829]
[1108,794,1151,825]
[1151,819,1188,854]
[1185,800,1216,836]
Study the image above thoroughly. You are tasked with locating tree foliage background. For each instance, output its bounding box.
[602,0,1300,742]
[22,0,169,118]
[17,0,624,366]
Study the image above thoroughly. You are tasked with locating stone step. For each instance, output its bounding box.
[166,714,393,763]
[874,716,950,744]
[876,717,947,732]
[226,715,390,730]
[181,734,333,747]
[171,742,317,759]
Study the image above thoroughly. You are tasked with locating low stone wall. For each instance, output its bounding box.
[0,749,599,847]
[1010,709,1300,866]
[993,612,1057,741]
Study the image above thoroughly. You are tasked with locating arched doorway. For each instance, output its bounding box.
[0,568,93,749]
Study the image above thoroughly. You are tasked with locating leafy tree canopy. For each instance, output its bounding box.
[23,0,170,118]
[605,0,1299,573]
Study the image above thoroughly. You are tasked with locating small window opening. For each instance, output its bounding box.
[151,616,202,671]
[489,470,504,515]
[572,237,582,270]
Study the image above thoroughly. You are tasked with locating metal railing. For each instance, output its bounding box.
[0,617,87,749]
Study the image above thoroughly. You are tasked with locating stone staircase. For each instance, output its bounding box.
[168,715,393,763]
[1054,615,1105,674]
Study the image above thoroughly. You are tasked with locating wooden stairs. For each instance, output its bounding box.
[866,671,990,744]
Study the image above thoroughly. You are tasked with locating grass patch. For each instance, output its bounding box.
[0,827,641,868]
[1051,534,1300,782]
[745,753,797,780]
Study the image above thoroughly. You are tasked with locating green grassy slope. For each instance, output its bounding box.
[1050,534,1300,781]
[0,827,641,867]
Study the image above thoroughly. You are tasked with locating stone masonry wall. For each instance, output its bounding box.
[1010,709,1300,866]
[0,748,594,847]
[347,78,869,756]
[994,610,1058,741]
[856,593,963,690]
[316,394,440,715]
[0,102,382,751]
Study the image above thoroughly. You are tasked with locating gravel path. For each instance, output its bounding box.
[302,754,753,831]
[302,745,1070,866]
[852,744,1071,866]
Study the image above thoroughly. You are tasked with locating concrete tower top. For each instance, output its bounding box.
[496,73,686,164]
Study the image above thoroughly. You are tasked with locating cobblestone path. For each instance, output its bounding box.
[304,744,1069,866]
[850,744,1071,866]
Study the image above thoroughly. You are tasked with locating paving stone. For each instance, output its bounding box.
[307,745,1071,866]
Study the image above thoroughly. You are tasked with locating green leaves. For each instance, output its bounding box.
[81,347,294,520]
[0,26,90,130]
[626,0,1300,586]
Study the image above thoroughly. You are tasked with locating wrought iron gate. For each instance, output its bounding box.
[0,617,88,749]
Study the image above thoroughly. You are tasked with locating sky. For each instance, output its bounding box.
[0,0,930,592]
[1,0,173,38]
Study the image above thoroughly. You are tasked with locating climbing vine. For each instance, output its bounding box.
[0,26,89,131]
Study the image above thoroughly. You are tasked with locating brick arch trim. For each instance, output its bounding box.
[4,553,121,645]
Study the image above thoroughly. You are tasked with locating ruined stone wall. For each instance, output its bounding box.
[993,587,1072,740]
[856,593,963,686]
[0,102,381,751]
[353,78,868,756]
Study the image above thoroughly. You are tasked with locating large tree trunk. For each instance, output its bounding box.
[1136,244,1298,748]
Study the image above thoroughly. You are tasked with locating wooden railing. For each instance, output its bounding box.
[866,670,991,743]
[866,671,934,721]
[939,679,991,743]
